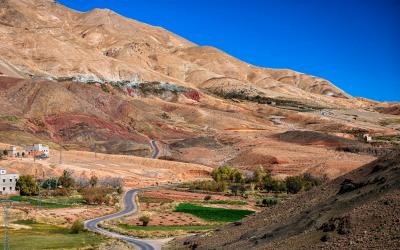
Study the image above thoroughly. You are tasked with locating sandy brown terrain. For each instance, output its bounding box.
[0,149,212,187]
[169,151,400,250]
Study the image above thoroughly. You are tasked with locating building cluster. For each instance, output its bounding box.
[6,144,50,158]
[0,168,19,195]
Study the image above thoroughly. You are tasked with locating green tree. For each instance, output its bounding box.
[285,176,303,194]
[41,178,58,189]
[58,170,75,188]
[16,175,39,196]
[253,167,267,186]
[211,166,243,183]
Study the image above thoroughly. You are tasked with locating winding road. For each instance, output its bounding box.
[150,140,160,159]
[85,187,163,250]
[85,140,166,250]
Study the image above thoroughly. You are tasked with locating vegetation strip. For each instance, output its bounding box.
[175,203,254,222]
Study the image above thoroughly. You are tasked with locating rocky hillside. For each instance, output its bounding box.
[0,0,398,175]
[169,151,400,249]
[0,0,355,107]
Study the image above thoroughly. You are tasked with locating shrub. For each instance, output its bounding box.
[302,173,322,191]
[264,176,286,193]
[261,197,279,207]
[89,175,98,187]
[139,215,150,226]
[229,184,246,196]
[41,178,58,189]
[58,170,75,188]
[204,195,212,201]
[285,176,303,194]
[16,175,38,196]
[70,220,84,234]
[252,167,267,188]
[80,187,118,205]
[52,187,71,196]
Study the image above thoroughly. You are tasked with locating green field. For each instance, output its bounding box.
[175,203,254,222]
[10,195,85,209]
[118,223,218,232]
[203,200,247,205]
[0,220,107,249]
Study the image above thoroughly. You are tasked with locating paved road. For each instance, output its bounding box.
[150,140,160,159]
[85,141,165,250]
[85,187,159,250]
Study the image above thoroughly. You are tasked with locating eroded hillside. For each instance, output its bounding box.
[169,151,400,249]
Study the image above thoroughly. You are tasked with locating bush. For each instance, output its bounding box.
[261,197,279,207]
[89,175,98,187]
[70,220,84,234]
[16,175,38,196]
[79,187,119,205]
[181,180,227,193]
[264,175,286,193]
[252,167,268,188]
[52,187,71,196]
[285,176,303,194]
[58,170,75,188]
[302,173,322,191]
[139,215,150,226]
[41,178,58,189]
[204,195,212,201]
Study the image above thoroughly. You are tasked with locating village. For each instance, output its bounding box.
[0,144,49,195]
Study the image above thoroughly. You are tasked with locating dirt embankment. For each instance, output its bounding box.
[169,151,400,249]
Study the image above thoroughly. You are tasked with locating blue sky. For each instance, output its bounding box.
[58,0,400,101]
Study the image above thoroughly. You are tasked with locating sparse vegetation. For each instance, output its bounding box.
[261,197,279,207]
[58,170,75,188]
[79,187,119,205]
[70,219,85,234]
[139,215,151,226]
[204,195,212,201]
[0,220,106,249]
[204,200,247,205]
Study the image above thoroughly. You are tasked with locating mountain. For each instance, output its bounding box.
[0,0,398,178]
[169,151,400,249]
[0,0,350,103]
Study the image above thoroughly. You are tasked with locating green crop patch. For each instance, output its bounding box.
[0,220,106,249]
[175,203,254,222]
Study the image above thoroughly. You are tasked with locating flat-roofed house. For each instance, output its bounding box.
[24,144,50,157]
[0,168,19,195]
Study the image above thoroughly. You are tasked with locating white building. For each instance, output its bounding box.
[363,134,372,142]
[24,144,50,157]
[0,169,19,195]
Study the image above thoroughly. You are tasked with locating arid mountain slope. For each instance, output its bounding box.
[0,0,355,108]
[169,151,400,249]
[0,0,398,178]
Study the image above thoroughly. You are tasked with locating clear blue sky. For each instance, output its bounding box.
[58,0,400,101]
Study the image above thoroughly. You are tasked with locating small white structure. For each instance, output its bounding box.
[363,134,372,142]
[24,144,50,157]
[0,168,19,195]
[7,146,18,157]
